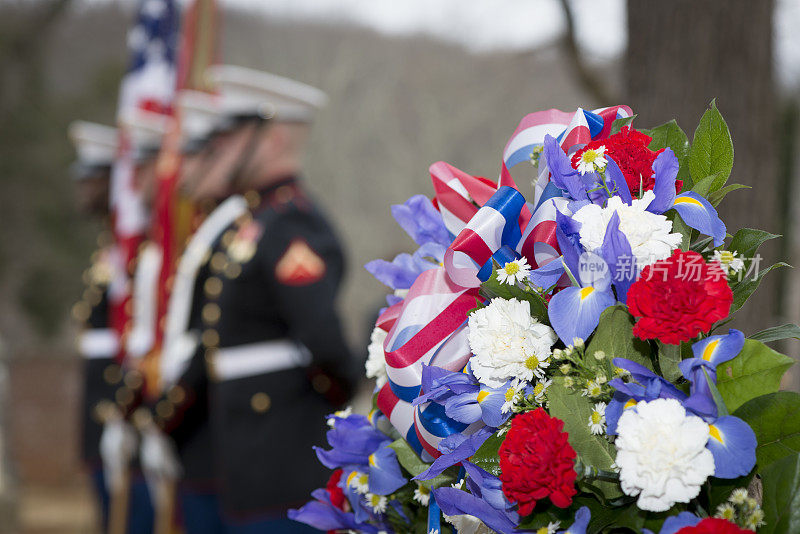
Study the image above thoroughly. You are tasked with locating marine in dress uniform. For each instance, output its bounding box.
[200,66,356,532]
[138,89,240,534]
[68,121,121,532]
[100,109,174,534]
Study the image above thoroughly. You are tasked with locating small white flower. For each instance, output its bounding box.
[588,402,607,435]
[501,378,525,413]
[468,298,557,388]
[747,508,765,528]
[572,191,682,268]
[496,258,531,285]
[346,470,370,494]
[596,373,607,385]
[582,380,603,397]
[326,406,353,427]
[728,488,749,505]
[576,145,607,175]
[593,350,606,361]
[413,484,431,506]
[365,327,389,387]
[715,503,736,521]
[367,493,388,514]
[429,530,439,534]
[533,378,552,403]
[536,521,561,534]
[616,398,715,512]
[712,250,745,275]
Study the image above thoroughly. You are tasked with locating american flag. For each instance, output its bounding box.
[108,0,179,360]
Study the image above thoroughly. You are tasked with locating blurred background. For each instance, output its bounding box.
[0,0,799,531]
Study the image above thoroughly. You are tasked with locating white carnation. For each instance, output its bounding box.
[571,191,682,268]
[365,327,388,387]
[616,398,715,512]
[467,298,557,388]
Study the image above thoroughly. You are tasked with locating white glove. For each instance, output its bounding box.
[140,426,182,482]
[99,414,138,493]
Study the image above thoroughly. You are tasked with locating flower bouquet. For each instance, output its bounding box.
[290,102,800,534]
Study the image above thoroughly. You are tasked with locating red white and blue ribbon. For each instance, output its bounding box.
[376,106,634,457]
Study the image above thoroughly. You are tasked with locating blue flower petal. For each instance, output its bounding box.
[599,211,636,302]
[707,415,757,479]
[529,257,566,289]
[461,461,512,511]
[548,285,615,344]
[606,157,632,205]
[368,445,407,495]
[671,191,726,247]
[544,134,587,201]
[561,506,591,534]
[647,148,679,214]
[444,391,483,425]
[658,512,701,534]
[391,194,451,247]
[433,487,519,534]
[415,426,493,481]
[691,329,745,368]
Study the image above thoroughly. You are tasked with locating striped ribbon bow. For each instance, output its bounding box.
[376,105,633,458]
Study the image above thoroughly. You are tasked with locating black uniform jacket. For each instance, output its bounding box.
[201,176,354,517]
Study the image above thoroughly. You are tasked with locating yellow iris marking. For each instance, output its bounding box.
[702,339,720,361]
[624,398,637,410]
[477,390,490,403]
[368,454,377,467]
[581,149,600,164]
[347,471,359,486]
[709,424,723,443]
[674,196,703,207]
[579,286,595,300]
[504,262,520,275]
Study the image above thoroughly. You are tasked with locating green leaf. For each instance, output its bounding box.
[759,452,800,534]
[547,379,623,500]
[730,262,790,314]
[469,432,503,477]
[388,439,455,489]
[480,271,549,324]
[657,341,683,382]
[641,120,691,185]
[728,228,780,269]
[716,340,794,412]
[707,183,750,207]
[691,174,719,198]
[707,474,755,511]
[667,211,692,250]
[751,324,800,344]
[703,367,729,417]
[734,392,800,470]
[687,100,734,192]
[610,114,636,135]
[585,305,652,370]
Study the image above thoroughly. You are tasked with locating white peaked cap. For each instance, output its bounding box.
[68,121,118,167]
[207,65,328,124]
[120,108,170,157]
[177,90,219,144]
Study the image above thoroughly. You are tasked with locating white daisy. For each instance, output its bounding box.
[346,470,370,495]
[588,402,607,435]
[746,508,765,528]
[501,378,525,413]
[572,191,682,268]
[365,327,389,387]
[576,145,607,175]
[616,398,715,512]
[712,250,745,275]
[496,258,531,285]
[533,378,552,403]
[413,484,431,506]
[468,298,557,388]
[728,488,749,505]
[367,493,388,514]
[582,380,603,397]
[536,521,561,534]
[326,406,352,427]
[715,503,736,521]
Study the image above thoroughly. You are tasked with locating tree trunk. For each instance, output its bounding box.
[626,0,779,335]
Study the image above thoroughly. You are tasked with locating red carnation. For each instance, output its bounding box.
[326,469,347,511]
[498,408,577,515]
[628,250,732,345]
[676,518,754,534]
[572,127,682,196]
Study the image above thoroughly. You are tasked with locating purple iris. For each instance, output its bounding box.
[391,194,451,248]
[609,331,756,479]
[643,512,701,534]
[314,414,407,496]
[288,488,382,533]
[415,426,494,481]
